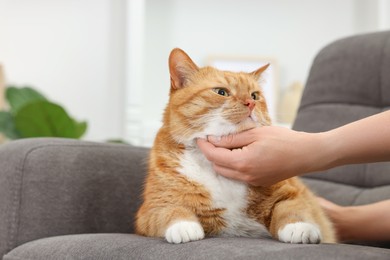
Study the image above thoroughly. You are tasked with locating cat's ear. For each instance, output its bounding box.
[251,63,270,80]
[169,48,199,90]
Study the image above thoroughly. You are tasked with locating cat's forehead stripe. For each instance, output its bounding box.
[174,87,213,107]
[222,73,259,93]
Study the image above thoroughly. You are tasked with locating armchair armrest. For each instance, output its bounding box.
[0,138,148,256]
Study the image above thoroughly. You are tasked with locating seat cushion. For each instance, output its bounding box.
[3,233,390,260]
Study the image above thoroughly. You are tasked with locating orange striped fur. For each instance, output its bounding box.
[135,48,336,244]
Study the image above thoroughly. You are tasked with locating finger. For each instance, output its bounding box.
[196,139,243,168]
[208,128,259,149]
[212,163,247,182]
[214,163,273,187]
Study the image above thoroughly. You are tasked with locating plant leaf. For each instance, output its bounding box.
[14,100,87,138]
[0,111,22,139]
[73,120,88,139]
[6,86,47,114]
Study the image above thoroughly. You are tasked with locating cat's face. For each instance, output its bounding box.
[166,48,271,145]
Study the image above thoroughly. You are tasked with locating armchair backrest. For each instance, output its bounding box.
[293,31,390,195]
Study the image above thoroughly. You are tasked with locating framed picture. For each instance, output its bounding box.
[207,56,278,121]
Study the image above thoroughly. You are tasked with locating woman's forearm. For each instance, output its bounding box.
[320,199,390,241]
[346,200,390,241]
[314,111,390,173]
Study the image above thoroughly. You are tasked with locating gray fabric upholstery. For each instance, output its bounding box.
[2,31,390,259]
[294,30,390,190]
[292,30,390,249]
[0,138,148,258]
[4,234,390,260]
[293,31,390,249]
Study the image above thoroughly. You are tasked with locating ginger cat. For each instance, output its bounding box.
[135,48,336,244]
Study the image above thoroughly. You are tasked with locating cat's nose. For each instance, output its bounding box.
[245,99,256,111]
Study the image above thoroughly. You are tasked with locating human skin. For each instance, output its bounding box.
[196,110,390,242]
[317,198,390,241]
[197,110,390,187]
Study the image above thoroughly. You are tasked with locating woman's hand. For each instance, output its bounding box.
[197,126,324,186]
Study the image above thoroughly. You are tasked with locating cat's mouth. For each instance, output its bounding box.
[222,109,260,133]
[243,116,257,124]
[235,115,259,133]
[248,111,257,121]
[244,109,260,123]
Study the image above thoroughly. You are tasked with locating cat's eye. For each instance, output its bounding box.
[212,88,230,97]
[251,92,260,100]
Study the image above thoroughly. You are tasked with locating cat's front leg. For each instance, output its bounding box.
[165,220,205,244]
[277,222,321,244]
[269,199,323,244]
[135,204,205,244]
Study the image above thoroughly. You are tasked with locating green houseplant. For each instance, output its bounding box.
[0,86,87,140]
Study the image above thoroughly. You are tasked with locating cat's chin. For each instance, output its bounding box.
[182,117,261,147]
[235,117,260,133]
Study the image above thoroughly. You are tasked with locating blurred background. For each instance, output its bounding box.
[0,0,389,146]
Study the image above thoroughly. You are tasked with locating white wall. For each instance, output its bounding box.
[0,0,389,145]
[131,0,390,146]
[0,0,126,141]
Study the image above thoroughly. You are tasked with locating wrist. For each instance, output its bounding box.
[298,131,336,174]
[311,131,340,172]
[336,206,358,242]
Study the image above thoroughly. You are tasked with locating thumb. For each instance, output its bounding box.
[208,128,259,149]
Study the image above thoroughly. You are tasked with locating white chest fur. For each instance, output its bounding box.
[177,148,266,237]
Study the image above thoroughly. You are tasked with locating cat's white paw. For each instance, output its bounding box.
[165,221,205,244]
[278,222,321,244]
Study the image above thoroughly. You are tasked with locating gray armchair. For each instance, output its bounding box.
[1,31,390,259]
[294,30,390,208]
